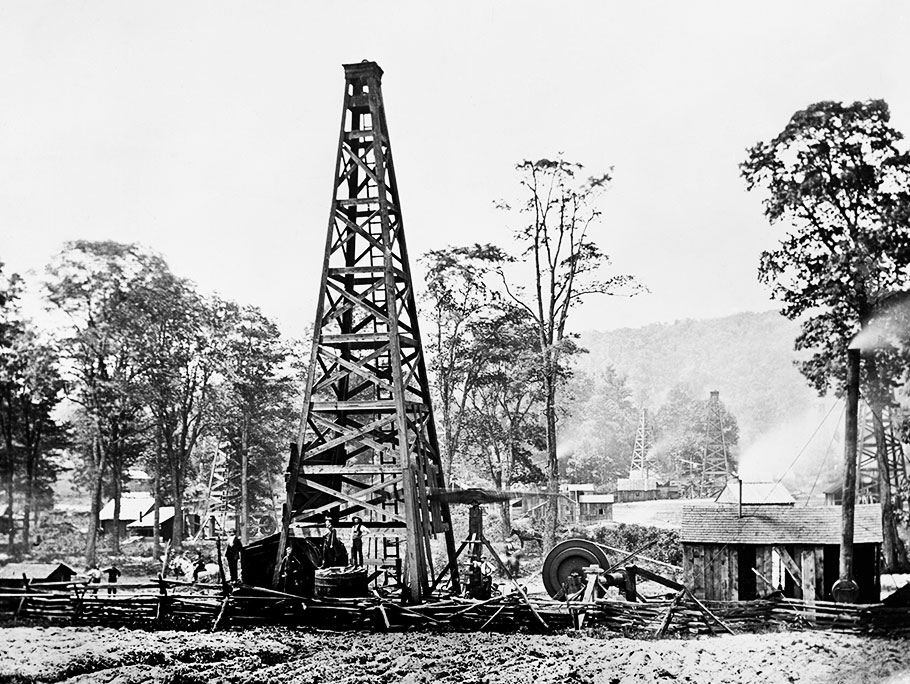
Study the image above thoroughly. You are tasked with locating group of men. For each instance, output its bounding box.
[84,562,121,594]
[320,516,368,568]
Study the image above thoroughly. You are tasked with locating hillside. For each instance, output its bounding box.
[574,311,830,479]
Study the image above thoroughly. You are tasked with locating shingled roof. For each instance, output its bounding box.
[680,503,882,545]
[715,481,795,505]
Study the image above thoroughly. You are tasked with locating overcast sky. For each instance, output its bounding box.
[2,1,908,339]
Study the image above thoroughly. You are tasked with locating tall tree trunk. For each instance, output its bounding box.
[86,434,104,566]
[543,372,558,553]
[241,414,249,545]
[22,447,35,548]
[112,460,122,555]
[171,456,183,552]
[865,356,908,572]
[153,420,162,562]
[5,464,13,551]
[499,500,512,537]
[872,402,908,571]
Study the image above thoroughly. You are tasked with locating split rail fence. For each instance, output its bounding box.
[0,580,908,636]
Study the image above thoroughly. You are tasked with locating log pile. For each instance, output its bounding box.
[1,580,908,637]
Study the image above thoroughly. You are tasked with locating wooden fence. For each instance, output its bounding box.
[0,580,907,636]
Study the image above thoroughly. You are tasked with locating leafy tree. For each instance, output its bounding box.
[44,241,167,562]
[4,328,67,548]
[497,157,642,549]
[0,264,66,550]
[212,304,298,543]
[420,244,506,482]
[741,100,910,570]
[460,306,546,533]
[562,366,638,485]
[0,262,25,548]
[140,280,225,552]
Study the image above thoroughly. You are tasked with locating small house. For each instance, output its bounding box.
[127,507,200,541]
[577,493,614,522]
[99,493,155,537]
[681,503,882,603]
[0,562,77,588]
[715,480,795,506]
[615,475,659,503]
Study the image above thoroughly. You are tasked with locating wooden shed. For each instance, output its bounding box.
[577,493,614,522]
[99,494,154,537]
[681,503,882,603]
[0,562,77,588]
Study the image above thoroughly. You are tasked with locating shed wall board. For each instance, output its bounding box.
[799,546,817,602]
[692,545,704,599]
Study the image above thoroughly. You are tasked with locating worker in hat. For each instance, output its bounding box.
[349,516,369,568]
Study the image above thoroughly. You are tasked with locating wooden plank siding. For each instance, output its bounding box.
[799,546,816,602]
[682,544,741,601]
[728,544,739,600]
[692,545,704,599]
[755,545,774,595]
[684,542,829,602]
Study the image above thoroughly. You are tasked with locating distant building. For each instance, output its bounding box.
[0,562,77,589]
[125,468,153,494]
[511,484,606,525]
[99,494,155,537]
[127,507,200,541]
[714,480,795,506]
[615,476,659,503]
[577,493,614,522]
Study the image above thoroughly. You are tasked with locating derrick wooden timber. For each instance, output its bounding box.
[274,61,458,601]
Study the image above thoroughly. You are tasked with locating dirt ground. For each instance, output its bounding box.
[1,625,909,684]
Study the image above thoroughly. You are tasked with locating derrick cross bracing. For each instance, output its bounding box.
[857,402,908,506]
[628,408,654,477]
[700,390,731,496]
[274,61,459,602]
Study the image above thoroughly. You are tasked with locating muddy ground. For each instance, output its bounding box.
[1,626,909,684]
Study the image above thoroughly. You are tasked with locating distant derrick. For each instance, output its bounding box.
[616,407,659,502]
[628,407,654,478]
[699,390,732,497]
[857,403,907,505]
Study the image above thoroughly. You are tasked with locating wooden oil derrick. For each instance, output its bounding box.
[274,61,459,602]
[699,391,731,497]
[628,408,654,477]
[856,402,907,506]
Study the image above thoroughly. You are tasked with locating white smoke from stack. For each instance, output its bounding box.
[849,292,910,352]
[736,403,842,498]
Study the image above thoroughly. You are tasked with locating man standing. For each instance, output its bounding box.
[349,516,368,568]
[103,564,121,595]
[225,530,243,583]
[321,519,340,567]
[86,563,102,595]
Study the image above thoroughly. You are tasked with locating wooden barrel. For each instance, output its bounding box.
[313,567,368,598]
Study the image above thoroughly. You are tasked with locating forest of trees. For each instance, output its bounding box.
[0,241,300,563]
[4,99,910,568]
